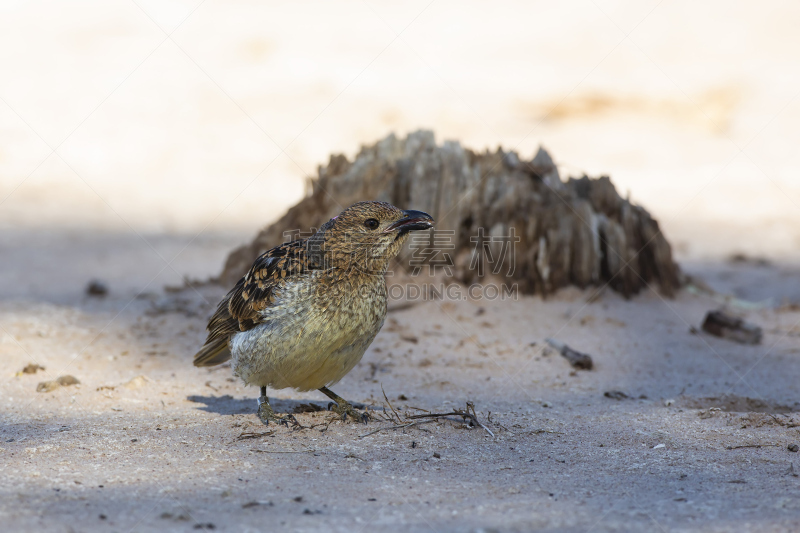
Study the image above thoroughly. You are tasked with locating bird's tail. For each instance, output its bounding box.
[193,336,232,367]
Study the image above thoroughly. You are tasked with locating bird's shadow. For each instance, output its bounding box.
[187,394,329,416]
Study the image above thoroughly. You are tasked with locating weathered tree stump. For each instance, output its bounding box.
[218,131,680,298]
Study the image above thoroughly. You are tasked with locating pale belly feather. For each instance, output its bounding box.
[229,273,386,392]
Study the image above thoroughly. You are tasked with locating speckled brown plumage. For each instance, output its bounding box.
[193,201,434,425]
[200,239,312,360]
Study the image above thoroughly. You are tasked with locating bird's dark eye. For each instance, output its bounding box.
[364,218,380,230]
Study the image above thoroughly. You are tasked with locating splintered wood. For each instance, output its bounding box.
[218,131,680,298]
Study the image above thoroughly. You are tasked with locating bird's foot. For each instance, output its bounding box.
[257,396,298,427]
[327,400,370,424]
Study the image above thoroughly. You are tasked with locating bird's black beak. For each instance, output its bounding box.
[386,209,434,235]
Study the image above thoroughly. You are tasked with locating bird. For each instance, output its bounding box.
[193,201,434,425]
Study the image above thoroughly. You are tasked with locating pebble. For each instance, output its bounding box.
[36,376,80,393]
[86,280,108,296]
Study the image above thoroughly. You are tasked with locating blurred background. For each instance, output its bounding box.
[2,0,800,300]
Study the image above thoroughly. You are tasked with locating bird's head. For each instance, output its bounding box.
[309,201,434,274]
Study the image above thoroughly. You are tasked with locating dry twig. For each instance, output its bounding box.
[250,448,315,454]
[235,430,276,441]
[725,443,780,450]
[405,402,495,437]
[359,394,495,438]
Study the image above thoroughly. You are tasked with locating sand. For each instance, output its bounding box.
[2,228,800,532]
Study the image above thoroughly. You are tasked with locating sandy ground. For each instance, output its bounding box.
[2,229,800,532]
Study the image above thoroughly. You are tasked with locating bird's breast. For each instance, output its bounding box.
[229,272,388,390]
[308,272,388,342]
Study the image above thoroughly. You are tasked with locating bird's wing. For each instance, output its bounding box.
[193,239,311,367]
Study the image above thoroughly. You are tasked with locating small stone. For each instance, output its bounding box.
[36,381,61,393]
[789,443,799,453]
[86,280,108,297]
[433,452,441,459]
[122,375,149,390]
[56,375,80,386]
[701,310,762,345]
[653,444,665,449]
[21,364,45,374]
[37,375,80,393]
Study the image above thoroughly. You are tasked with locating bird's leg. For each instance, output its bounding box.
[318,386,370,424]
[257,386,298,427]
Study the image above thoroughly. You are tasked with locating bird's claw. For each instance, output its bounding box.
[327,401,370,424]
[257,399,298,427]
